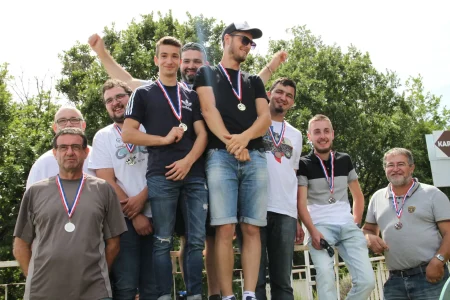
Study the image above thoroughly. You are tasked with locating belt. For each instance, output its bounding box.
[389,263,428,277]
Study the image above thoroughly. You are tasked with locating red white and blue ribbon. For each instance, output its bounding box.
[389,180,416,219]
[315,151,335,194]
[56,174,86,219]
[114,124,135,154]
[218,63,242,101]
[269,121,286,148]
[180,81,190,89]
[156,79,182,123]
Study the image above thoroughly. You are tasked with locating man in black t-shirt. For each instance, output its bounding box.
[122,36,208,300]
[194,21,271,300]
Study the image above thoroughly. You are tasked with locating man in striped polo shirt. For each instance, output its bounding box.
[297,114,375,299]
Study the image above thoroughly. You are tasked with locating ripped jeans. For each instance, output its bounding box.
[147,175,208,299]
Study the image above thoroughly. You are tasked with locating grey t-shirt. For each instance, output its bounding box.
[14,175,127,300]
[366,182,450,270]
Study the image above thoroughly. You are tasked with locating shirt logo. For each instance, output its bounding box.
[408,206,416,213]
[182,99,192,111]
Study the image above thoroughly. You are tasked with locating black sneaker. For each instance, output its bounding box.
[244,296,257,300]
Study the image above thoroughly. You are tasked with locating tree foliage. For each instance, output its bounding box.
[1,11,449,299]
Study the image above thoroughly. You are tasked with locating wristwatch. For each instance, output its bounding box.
[435,254,446,263]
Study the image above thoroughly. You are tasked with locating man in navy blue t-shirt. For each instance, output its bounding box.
[122,36,208,300]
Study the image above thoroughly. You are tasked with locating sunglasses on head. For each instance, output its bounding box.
[320,238,335,258]
[229,34,256,50]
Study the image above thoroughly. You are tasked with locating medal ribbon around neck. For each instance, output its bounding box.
[315,151,335,194]
[156,79,182,123]
[269,121,286,148]
[180,81,190,89]
[218,63,242,101]
[390,180,416,220]
[114,124,135,154]
[56,174,86,219]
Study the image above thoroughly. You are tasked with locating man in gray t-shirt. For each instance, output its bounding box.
[13,128,127,300]
[363,147,450,300]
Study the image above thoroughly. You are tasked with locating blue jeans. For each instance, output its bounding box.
[147,175,207,299]
[205,149,268,226]
[308,222,376,300]
[384,266,449,299]
[111,217,158,300]
[256,212,297,300]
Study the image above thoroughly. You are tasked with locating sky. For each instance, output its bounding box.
[2,0,450,110]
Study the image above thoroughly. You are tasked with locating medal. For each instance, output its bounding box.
[56,174,86,233]
[179,122,188,131]
[65,222,76,232]
[394,222,403,230]
[156,80,186,130]
[126,156,136,165]
[268,121,286,148]
[218,63,245,112]
[114,124,136,165]
[390,180,416,230]
[315,152,335,204]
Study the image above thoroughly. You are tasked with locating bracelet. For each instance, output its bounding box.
[266,65,273,75]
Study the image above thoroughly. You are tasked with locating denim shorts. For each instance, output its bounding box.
[205,149,268,226]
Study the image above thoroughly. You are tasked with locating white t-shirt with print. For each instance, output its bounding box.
[263,120,303,219]
[26,147,95,190]
[88,124,151,217]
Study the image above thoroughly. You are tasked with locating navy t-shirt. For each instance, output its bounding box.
[193,65,269,150]
[125,82,205,178]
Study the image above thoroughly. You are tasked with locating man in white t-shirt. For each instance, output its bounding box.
[88,79,156,299]
[255,78,304,300]
[26,106,95,189]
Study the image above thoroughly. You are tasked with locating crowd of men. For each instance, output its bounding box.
[12,21,450,300]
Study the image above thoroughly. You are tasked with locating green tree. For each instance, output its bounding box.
[0,66,58,299]
[57,11,225,142]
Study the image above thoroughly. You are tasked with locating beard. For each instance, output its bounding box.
[181,72,195,84]
[228,43,247,63]
[274,107,284,114]
[110,104,125,123]
[314,140,333,154]
[388,174,412,186]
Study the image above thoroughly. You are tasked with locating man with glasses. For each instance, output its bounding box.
[363,148,450,300]
[13,128,126,300]
[297,114,375,300]
[26,106,95,189]
[89,79,157,299]
[193,21,271,300]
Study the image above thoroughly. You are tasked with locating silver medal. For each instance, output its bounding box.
[126,156,136,166]
[237,103,246,111]
[394,222,403,230]
[328,197,336,204]
[65,222,75,233]
[179,122,188,131]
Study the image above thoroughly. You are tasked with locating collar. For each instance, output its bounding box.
[384,178,421,199]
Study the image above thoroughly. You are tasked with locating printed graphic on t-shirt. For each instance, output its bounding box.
[115,143,147,165]
[263,132,293,163]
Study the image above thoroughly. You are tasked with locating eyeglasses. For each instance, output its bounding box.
[55,144,85,152]
[320,238,335,257]
[55,117,83,126]
[229,34,256,50]
[385,162,411,170]
[104,93,129,105]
